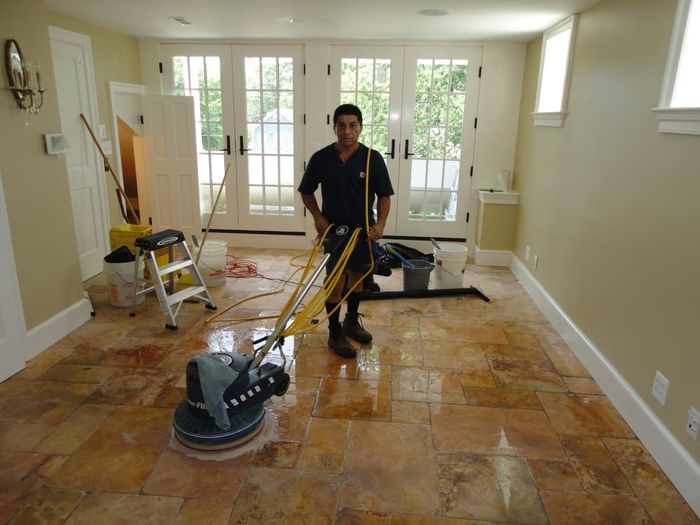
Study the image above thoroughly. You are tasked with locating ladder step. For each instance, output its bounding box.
[166,286,207,306]
[156,259,195,276]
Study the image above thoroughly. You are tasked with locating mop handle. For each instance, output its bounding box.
[384,245,415,268]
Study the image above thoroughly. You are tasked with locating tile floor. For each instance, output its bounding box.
[0,248,698,524]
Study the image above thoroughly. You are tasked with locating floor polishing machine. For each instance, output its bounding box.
[172,252,331,450]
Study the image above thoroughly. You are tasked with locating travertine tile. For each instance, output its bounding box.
[485,344,567,392]
[391,400,431,424]
[431,404,566,459]
[174,498,232,525]
[314,378,391,420]
[562,376,604,395]
[64,492,181,525]
[439,455,547,523]
[537,393,635,438]
[340,421,440,515]
[392,367,465,404]
[463,388,542,410]
[38,364,117,384]
[420,319,509,345]
[297,418,349,472]
[0,380,96,425]
[537,335,589,377]
[459,369,498,389]
[83,367,181,406]
[34,404,115,455]
[252,440,302,468]
[0,422,54,451]
[9,487,85,525]
[143,447,253,498]
[421,340,489,371]
[540,490,653,524]
[527,459,583,491]
[268,393,316,441]
[560,435,632,494]
[48,406,171,492]
[228,467,338,524]
[604,438,700,524]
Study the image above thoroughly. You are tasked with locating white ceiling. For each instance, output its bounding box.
[44,0,602,42]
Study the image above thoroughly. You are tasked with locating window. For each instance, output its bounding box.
[532,15,577,127]
[653,0,700,134]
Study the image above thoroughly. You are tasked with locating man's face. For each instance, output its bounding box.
[334,114,362,148]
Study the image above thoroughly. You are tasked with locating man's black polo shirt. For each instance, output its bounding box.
[298,143,394,228]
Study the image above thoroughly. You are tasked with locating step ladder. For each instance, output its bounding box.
[130,229,217,329]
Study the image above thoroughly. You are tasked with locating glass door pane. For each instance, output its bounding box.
[397,47,482,238]
[233,46,305,231]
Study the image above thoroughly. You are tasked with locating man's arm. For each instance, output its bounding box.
[301,193,331,237]
[368,196,390,241]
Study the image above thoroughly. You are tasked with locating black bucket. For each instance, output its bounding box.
[402,260,434,291]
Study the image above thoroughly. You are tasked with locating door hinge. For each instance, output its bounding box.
[478,66,482,78]
[327,64,331,75]
[158,62,163,74]
[148,216,153,225]
[466,212,470,223]
[303,63,306,75]
[303,113,306,124]
[139,115,144,125]
[327,114,330,125]
[303,208,307,217]
[474,117,478,129]
[303,161,307,170]
[470,166,473,177]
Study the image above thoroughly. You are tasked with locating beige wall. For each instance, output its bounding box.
[0,0,83,329]
[46,11,142,226]
[513,0,700,461]
[0,1,142,331]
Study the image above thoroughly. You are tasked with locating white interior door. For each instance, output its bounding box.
[0,173,27,381]
[396,47,481,238]
[329,46,404,236]
[142,95,201,240]
[49,27,108,279]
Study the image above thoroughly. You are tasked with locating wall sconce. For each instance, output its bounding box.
[5,39,44,114]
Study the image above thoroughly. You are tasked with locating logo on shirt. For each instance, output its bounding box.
[335,225,350,236]
[359,171,365,179]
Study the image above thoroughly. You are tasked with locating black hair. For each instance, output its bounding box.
[333,104,363,126]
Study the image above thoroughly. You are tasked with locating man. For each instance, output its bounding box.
[298,104,394,358]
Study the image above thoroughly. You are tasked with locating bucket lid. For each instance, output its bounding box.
[434,243,468,254]
[104,245,135,263]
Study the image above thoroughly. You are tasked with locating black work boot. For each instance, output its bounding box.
[328,324,357,358]
[342,312,373,344]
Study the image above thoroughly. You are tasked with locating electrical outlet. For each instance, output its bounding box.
[525,246,531,261]
[651,371,669,406]
[533,255,539,270]
[686,407,700,440]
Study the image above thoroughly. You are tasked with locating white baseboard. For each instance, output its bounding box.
[474,246,512,267]
[510,256,700,516]
[25,298,92,360]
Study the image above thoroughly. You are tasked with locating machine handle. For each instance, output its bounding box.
[239,135,250,155]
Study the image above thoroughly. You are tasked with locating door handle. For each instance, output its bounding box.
[385,139,395,159]
[220,135,231,155]
[404,139,414,160]
[239,135,250,155]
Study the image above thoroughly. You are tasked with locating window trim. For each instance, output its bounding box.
[532,14,578,128]
[652,0,700,135]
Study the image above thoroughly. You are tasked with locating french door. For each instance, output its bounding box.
[330,46,482,239]
[160,44,305,232]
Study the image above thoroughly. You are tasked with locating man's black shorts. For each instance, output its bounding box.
[323,225,373,274]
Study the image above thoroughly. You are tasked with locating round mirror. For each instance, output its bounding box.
[5,39,25,106]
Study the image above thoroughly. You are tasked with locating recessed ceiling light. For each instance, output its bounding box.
[417,9,449,17]
[169,16,192,26]
[288,18,302,24]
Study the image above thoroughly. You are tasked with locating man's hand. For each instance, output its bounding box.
[368,223,384,241]
[314,215,331,237]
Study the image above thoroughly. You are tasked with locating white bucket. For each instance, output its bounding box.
[193,240,227,287]
[433,243,468,288]
[105,261,144,308]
